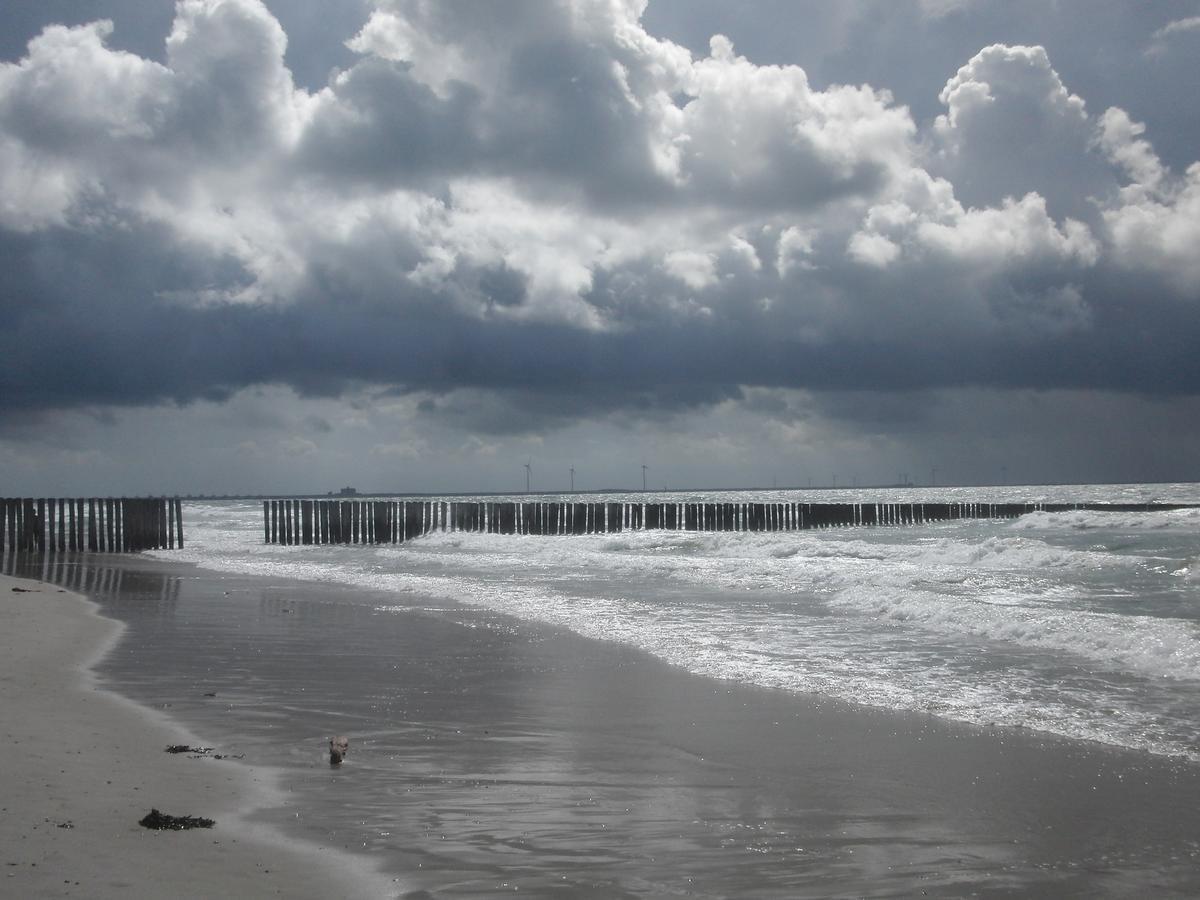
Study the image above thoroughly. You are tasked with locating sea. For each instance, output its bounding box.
[165,483,1200,763]
[9,482,1200,896]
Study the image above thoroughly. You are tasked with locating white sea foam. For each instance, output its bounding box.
[1011,506,1200,532]
[825,579,1200,681]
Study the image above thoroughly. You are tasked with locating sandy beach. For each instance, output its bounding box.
[0,572,399,899]
[5,552,1200,897]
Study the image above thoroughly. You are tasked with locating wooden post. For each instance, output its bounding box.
[44,498,56,551]
[85,499,96,552]
[115,500,123,552]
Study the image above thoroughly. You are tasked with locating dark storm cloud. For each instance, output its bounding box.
[1,0,1198,443]
[3,215,1197,431]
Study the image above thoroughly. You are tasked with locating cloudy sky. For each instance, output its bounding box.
[2,0,1198,496]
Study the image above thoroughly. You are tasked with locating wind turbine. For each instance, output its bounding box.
[524,459,532,493]
[569,466,575,492]
[642,463,649,492]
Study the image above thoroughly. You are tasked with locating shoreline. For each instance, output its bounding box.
[0,572,401,899]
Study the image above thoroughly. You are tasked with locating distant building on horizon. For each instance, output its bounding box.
[337,486,358,496]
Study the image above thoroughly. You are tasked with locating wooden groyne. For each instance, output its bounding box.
[0,497,183,554]
[262,498,1192,545]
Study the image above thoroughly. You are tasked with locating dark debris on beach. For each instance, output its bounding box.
[138,809,215,830]
[164,744,244,759]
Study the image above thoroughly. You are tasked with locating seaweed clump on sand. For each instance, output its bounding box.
[138,809,216,830]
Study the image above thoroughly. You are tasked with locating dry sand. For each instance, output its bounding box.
[0,573,399,899]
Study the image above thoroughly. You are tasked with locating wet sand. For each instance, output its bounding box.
[0,572,400,899]
[6,555,1200,898]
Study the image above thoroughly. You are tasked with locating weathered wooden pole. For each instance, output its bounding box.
[85,499,96,552]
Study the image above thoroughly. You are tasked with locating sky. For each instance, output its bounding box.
[1,0,1199,496]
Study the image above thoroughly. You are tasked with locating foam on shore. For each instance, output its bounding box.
[0,573,402,899]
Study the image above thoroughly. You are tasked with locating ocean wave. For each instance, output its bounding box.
[827,580,1200,682]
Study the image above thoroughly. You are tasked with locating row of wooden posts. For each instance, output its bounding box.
[262,498,1190,545]
[0,498,183,554]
